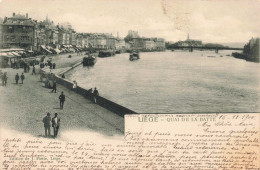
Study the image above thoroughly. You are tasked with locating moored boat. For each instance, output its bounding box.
[98,50,115,58]
[83,55,97,66]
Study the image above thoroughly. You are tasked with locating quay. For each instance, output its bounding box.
[0,52,127,137]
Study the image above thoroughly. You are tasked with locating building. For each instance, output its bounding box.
[115,38,126,50]
[0,17,3,48]
[1,13,36,50]
[34,16,59,50]
[132,38,144,50]
[57,26,67,45]
[105,34,116,49]
[143,40,155,50]
[34,23,47,51]
[94,35,106,49]
[76,33,85,47]
[154,38,165,51]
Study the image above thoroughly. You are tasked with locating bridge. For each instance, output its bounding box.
[169,46,243,53]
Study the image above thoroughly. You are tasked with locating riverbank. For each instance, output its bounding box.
[0,52,124,138]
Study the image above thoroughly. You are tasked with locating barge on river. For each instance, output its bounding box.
[83,55,97,66]
[98,50,115,58]
[129,52,140,61]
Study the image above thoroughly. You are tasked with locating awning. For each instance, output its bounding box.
[0,52,16,58]
[41,45,47,49]
[0,48,25,53]
[54,49,61,53]
[11,52,21,57]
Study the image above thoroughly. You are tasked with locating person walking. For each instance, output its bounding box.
[59,91,65,109]
[32,66,36,75]
[23,64,27,73]
[3,73,8,86]
[52,113,60,138]
[20,73,25,84]
[51,81,57,93]
[2,73,5,86]
[15,73,19,84]
[93,87,99,104]
[42,112,51,137]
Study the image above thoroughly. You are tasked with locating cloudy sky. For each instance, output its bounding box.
[0,0,259,43]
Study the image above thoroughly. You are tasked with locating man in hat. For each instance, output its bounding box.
[15,73,19,84]
[52,113,60,138]
[59,91,65,109]
[20,73,25,84]
[51,80,57,93]
[2,72,7,86]
[42,112,51,137]
[93,87,99,104]
[32,66,36,75]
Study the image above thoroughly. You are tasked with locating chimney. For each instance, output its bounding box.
[13,12,15,17]
[26,13,28,18]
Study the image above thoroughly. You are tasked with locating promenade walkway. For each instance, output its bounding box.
[0,53,124,138]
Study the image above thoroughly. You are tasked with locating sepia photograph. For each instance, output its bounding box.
[0,0,259,169]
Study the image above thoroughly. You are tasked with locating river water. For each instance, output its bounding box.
[66,50,260,113]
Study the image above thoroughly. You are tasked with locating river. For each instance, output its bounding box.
[66,50,260,113]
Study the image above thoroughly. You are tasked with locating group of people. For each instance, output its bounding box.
[42,112,60,138]
[23,63,30,73]
[15,73,25,84]
[76,49,82,56]
[88,87,99,103]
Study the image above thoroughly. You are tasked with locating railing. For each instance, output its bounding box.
[54,75,137,117]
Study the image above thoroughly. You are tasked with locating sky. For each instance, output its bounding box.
[0,0,259,43]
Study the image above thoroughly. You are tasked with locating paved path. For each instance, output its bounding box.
[0,53,124,138]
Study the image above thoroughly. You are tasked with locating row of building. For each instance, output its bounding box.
[0,13,165,52]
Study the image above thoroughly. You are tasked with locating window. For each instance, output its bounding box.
[10,35,16,42]
[7,26,14,33]
[22,26,28,33]
[5,35,9,41]
[21,36,30,41]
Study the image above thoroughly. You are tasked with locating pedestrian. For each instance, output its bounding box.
[3,73,8,86]
[52,63,56,69]
[32,66,36,75]
[20,73,25,84]
[24,64,27,73]
[73,80,77,89]
[27,65,30,72]
[52,113,60,138]
[61,74,65,79]
[15,73,19,84]
[59,91,65,109]
[1,73,5,86]
[42,112,51,137]
[93,87,99,103]
[49,63,53,70]
[51,81,57,93]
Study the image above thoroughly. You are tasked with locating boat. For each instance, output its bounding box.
[98,50,115,58]
[129,52,140,61]
[82,55,97,66]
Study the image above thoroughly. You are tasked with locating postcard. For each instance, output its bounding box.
[0,0,259,169]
